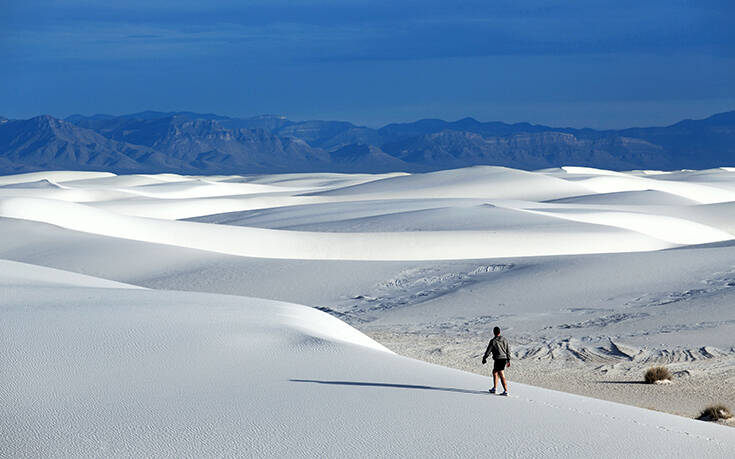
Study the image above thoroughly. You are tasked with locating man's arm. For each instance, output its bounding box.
[482,340,493,364]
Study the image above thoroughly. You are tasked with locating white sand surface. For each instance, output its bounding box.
[2,166,735,456]
[0,196,679,260]
[0,170,115,186]
[3,264,735,457]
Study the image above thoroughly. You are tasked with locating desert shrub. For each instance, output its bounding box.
[644,366,672,384]
[698,405,733,422]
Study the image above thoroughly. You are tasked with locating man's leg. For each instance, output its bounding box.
[492,371,499,390]
[499,370,508,392]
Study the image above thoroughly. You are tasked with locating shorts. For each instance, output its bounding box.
[493,359,508,373]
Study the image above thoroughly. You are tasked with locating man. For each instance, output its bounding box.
[482,326,511,395]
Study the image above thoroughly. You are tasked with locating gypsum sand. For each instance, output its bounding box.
[367,330,735,425]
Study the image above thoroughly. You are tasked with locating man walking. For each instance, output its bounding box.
[482,326,511,395]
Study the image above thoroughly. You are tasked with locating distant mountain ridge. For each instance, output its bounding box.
[1,110,733,174]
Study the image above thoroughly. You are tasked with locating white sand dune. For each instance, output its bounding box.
[2,215,734,350]
[546,189,699,206]
[0,196,676,260]
[1,165,734,259]
[3,265,734,457]
[0,178,66,189]
[190,199,542,230]
[239,171,407,188]
[0,170,115,186]
[508,206,733,245]
[560,166,632,176]
[569,175,735,204]
[89,195,323,219]
[61,173,191,188]
[3,166,735,457]
[120,179,309,199]
[543,166,735,202]
[309,166,593,201]
[0,186,138,202]
[666,201,735,234]
[0,259,140,288]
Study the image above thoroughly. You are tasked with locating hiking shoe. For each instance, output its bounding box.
[499,391,508,396]
[488,388,496,394]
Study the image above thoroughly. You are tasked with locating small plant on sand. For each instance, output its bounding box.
[698,405,733,422]
[644,366,672,384]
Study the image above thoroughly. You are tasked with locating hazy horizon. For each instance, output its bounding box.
[6,104,735,131]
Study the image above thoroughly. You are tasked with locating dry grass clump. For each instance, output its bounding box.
[644,366,672,384]
[698,405,733,422]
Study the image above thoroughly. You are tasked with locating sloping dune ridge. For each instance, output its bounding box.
[2,166,735,456]
[3,260,735,457]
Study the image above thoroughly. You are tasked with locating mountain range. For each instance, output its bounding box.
[1,110,734,175]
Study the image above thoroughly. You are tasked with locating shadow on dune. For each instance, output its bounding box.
[594,380,647,385]
[290,379,488,395]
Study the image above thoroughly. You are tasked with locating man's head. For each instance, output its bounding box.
[493,326,501,336]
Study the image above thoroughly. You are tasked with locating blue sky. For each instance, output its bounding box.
[2,0,733,128]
